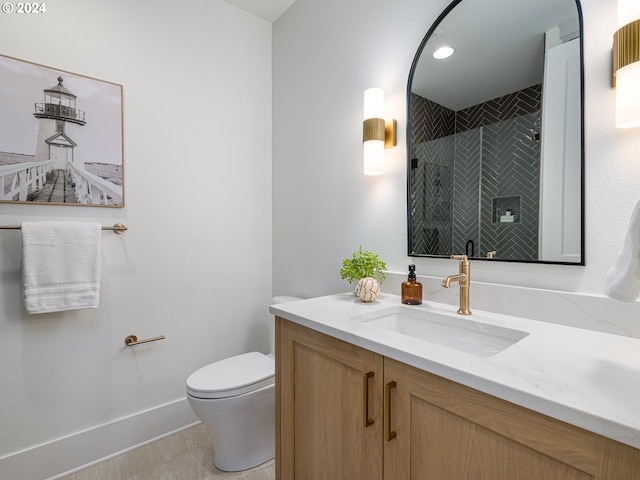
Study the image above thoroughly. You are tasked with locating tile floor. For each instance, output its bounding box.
[59,424,275,480]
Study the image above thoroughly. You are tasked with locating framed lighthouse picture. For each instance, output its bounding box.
[0,54,124,207]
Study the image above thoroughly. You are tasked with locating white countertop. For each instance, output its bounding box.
[270,293,640,449]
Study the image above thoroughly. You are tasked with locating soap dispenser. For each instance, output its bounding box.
[401,264,422,305]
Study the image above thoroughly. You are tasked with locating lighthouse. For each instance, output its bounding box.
[33,76,86,170]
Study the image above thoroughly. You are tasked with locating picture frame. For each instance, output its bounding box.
[0,53,124,207]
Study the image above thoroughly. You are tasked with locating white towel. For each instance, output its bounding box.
[22,221,101,314]
[603,200,640,302]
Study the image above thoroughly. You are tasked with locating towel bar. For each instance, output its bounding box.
[124,334,165,346]
[0,223,127,234]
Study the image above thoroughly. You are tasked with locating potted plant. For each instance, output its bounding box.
[340,246,387,286]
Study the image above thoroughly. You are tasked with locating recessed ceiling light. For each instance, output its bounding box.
[433,46,455,60]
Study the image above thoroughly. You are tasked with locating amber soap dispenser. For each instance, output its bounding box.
[401,264,422,305]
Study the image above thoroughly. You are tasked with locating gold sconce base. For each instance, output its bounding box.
[385,119,397,149]
[363,118,385,142]
[363,118,397,149]
[612,18,640,89]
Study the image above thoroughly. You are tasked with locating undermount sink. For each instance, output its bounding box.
[353,306,528,357]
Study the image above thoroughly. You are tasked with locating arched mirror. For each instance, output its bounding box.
[407,0,584,264]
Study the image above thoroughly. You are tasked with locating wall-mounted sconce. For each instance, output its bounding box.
[362,88,396,175]
[613,0,640,128]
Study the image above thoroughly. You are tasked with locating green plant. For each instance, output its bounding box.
[340,246,387,284]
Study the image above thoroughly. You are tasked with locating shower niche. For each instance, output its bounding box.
[493,197,521,224]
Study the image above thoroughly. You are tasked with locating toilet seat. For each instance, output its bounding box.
[186,352,274,399]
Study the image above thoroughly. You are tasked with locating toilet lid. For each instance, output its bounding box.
[186,352,274,399]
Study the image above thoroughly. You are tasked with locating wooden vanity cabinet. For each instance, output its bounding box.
[276,317,640,480]
[384,357,640,479]
[276,317,383,479]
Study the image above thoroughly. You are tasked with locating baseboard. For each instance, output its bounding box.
[0,398,199,480]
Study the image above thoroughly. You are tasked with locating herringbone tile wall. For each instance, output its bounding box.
[451,128,481,256]
[454,113,541,260]
[410,86,541,260]
[455,85,541,134]
[410,138,454,255]
[410,93,455,145]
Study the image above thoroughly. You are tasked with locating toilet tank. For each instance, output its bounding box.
[271,296,302,305]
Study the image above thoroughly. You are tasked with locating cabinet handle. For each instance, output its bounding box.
[363,371,375,428]
[385,380,397,441]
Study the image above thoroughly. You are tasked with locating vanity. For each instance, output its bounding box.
[271,294,640,479]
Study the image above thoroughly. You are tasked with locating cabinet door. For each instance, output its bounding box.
[276,317,383,480]
[384,358,597,480]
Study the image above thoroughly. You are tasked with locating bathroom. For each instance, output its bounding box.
[0,0,639,478]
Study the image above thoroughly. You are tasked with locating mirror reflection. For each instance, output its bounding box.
[407,0,583,264]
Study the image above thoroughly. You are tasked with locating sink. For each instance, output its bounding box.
[353,306,528,357]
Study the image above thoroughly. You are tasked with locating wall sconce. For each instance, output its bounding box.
[613,0,640,128]
[362,88,396,175]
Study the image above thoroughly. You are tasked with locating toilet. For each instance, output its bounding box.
[186,296,301,472]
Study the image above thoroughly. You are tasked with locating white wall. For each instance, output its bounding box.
[0,1,272,478]
[273,0,640,301]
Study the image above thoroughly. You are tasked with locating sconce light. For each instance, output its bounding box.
[362,88,396,175]
[613,0,640,128]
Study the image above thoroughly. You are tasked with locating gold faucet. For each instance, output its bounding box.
[441,254,471,315]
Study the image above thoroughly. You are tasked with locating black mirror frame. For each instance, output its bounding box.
[406,0,585,266]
